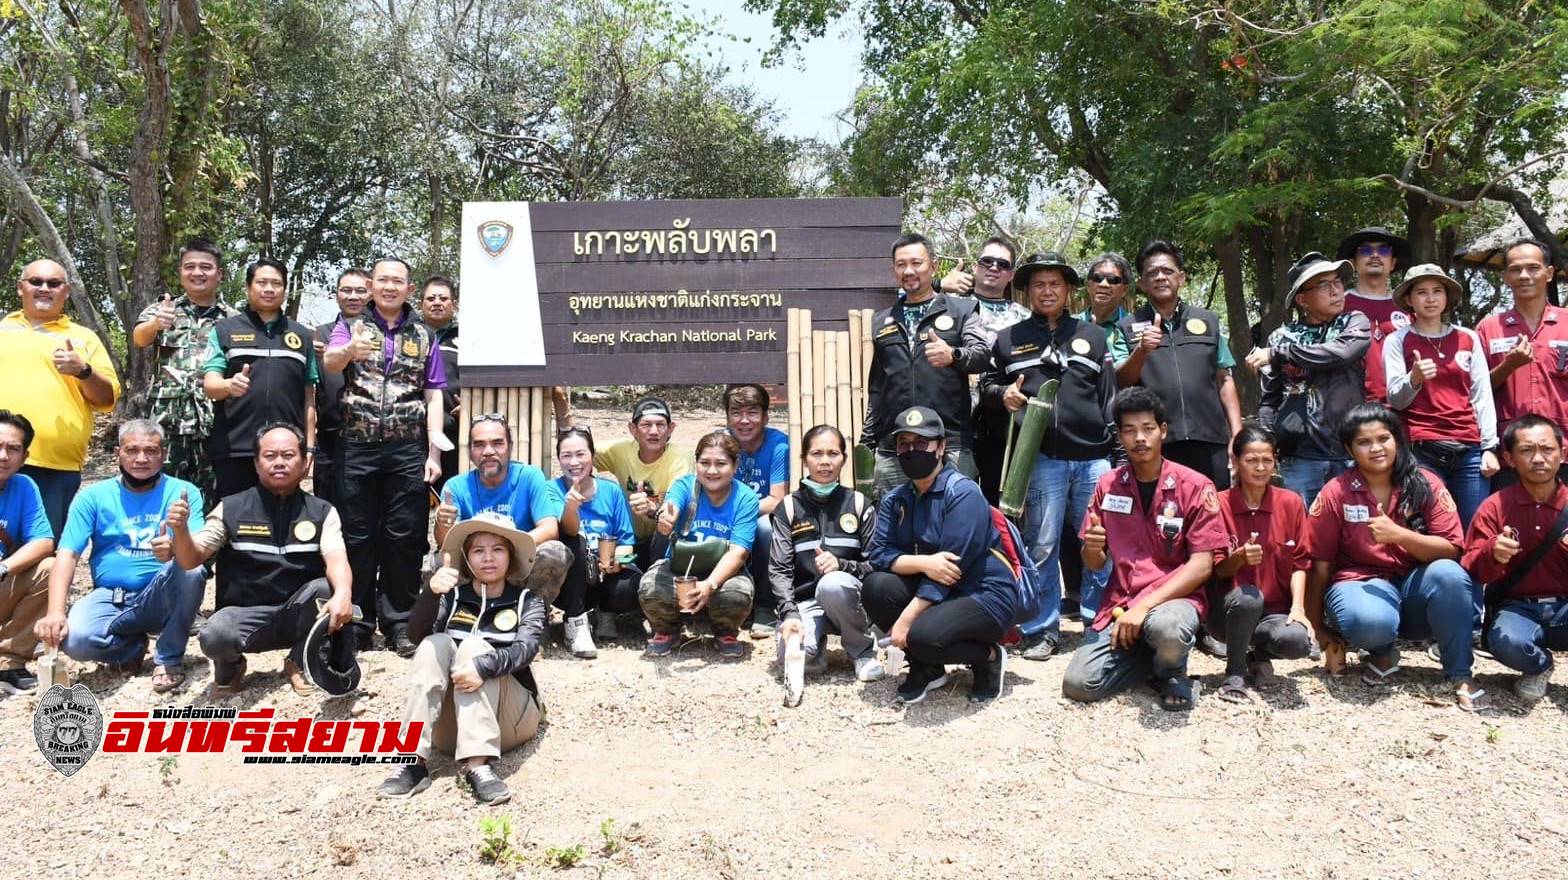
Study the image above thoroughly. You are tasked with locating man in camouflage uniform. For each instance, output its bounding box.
[131,238,237,510]
[323,257,448,655]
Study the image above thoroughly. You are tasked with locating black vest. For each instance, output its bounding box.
[215,487,332,609]
[778,487,870,600]
[864,293,980,447]
[1118,302,1229,445]
[340,308,433,444]
[988,314,1114,460]
[211,310,313,457]
[315,319,346,438]
[438,581,539,695]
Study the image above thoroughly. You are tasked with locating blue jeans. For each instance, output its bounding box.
[20,465,82,542]
[1019,455,1111,636]
[1324,559,1475,680]
[1412,444,1486,529]
[1487,598,1568,675]
[62,562,206,668]
[1279,457,1344,510]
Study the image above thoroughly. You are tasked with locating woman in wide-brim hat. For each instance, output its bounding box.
[377,511,546,806]
[1382,264,1499,527]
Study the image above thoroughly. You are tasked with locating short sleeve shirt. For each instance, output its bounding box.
[0,473,52,550]
[553,476,635,547]
[59,475,205,591]
[661,475,760,553]
[593,440,693,540]
[447,462,562,531]
[1476,306,1568,436]
[137,296,237,435]
[733,426,790,499]
[1218,486,1311,613]
[1307,469,1463,583]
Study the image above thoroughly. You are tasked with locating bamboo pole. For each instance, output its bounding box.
[811,330,826,428]
[798,310,814,446]
[531,385,546,470]
[858,309,874,446]
[511,388,526,465]
[458,389,471,475]
[786,309,803,486]
[835,330,853,457]
[847,310,863,445]
[823,332,838,442]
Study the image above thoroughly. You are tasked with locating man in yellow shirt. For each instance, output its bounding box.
[0,259,121,538]
[593,397,691,572]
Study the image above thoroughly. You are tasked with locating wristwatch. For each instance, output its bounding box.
[78,362,94,381]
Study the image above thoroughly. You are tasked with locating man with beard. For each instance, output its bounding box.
[0,259,122,538]
[312,268,371,506]
[33,420,206,693]
[1336,227,1410,403]
[176,423,355,697]
[131,238,237,510]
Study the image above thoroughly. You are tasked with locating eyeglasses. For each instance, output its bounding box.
[1305,277,1345,295]
[23,277,66,290]
[1087,272,1126,285]
[977,256,1013,272]
[1356,243,1394,258]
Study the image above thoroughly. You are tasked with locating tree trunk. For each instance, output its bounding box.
[0,150,111,345]
[1214,232,1258,414]
[428,170,444,275]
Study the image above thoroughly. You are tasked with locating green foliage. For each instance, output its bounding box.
[544,842,586,868]
[477,815,518,864]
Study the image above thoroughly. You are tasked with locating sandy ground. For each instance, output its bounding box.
[5,397,1568,878]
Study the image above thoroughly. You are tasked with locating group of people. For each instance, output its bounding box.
[0,223,1565,806]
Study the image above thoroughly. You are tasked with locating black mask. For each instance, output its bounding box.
[119,466,161,490]
[897,448,940,480]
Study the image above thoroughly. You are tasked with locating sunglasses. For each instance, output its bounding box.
[1087,272,1126,285]
[472,412,507,425]
[558,426,594,440]
[23,277,66,290]
[1356,243,1394,257]
[977,256,1013,272]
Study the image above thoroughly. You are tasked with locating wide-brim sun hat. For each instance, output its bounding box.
[1286,251,1353,299]
[1335,226,1411,266]
[441,511,537,581]
[1012,251,1082,288]
[1394,263,1463,305]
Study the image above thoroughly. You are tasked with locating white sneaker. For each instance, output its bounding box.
[854,655,886,682]
[1516,670,1551,702]
[564,613,598,659]
[593,611,618,642]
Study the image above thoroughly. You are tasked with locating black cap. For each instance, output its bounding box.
[631,396,672,423]
[892,406,944,439]
[1335,226,1411,266]
[1012,251,1081,289]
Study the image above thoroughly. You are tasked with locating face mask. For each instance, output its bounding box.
[119,466,160,490]
[897,448,939,480]
[802,478,839,499]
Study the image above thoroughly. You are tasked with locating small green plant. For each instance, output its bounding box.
[1484,723,1502,744]
[545,842,586,869]
[158,755,179,784]
[600,818,622,855]
[478,816,517,864]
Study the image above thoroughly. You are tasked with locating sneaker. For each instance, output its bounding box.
[969,644,1007,703]
[1516,670,1551,702]
[564,613,598,659]
[0,667,39,695]
[895,664,949,705]
[645,632,677,656]
[464,763,511,805]
[377,763,431,799]
[853,655,886,682]
[390,624,417,659]
[715,634,746,659]
[1019,632,1059,662]
[593,611,619,642]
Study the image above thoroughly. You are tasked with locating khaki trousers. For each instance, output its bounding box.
[401,632,541,762]
[0,558,53,670]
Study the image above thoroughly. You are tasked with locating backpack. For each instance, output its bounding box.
[989,506,1045,625]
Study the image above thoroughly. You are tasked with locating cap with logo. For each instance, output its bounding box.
[893,406,945,439]
[631,397,672,423]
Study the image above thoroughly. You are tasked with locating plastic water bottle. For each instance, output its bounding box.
[877,635,905,679]
[783,631,805,707]
[38,650,69,689]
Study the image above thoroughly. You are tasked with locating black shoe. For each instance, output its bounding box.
[1196,631,1228,660]
[465,763,511,805]
[355,627,375,653]
[1019,631,1059,661]
[391,624,417,658]
[969,644,1007,703]
[0,667,39,695]
[377,763,431,798]
[1060,596,1081,619]
[895,663,949,705]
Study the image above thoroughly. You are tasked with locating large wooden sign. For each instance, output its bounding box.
[457,197,901,387]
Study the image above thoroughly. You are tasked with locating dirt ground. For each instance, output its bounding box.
[5,397,1568,879]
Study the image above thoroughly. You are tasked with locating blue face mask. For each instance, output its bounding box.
[802,478,839,499]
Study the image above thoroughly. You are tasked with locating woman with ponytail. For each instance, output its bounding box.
[1304,404,1484,710]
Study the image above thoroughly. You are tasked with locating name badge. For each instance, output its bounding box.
[1131,321,1152,335]
[1101,494,1134,515]
[1344,504,1370,523]
[1488,335,1520,354]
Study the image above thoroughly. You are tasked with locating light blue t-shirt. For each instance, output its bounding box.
[731,426,790,499]
[553,476,635,547]
[0,473,51,549]
[662,475,760,555]
[448,462,561,531]
[60,475,204,591]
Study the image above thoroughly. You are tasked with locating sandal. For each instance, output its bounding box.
[1248,658,1279,689]
[1360,651,1400,686]
[1455,680,1488,713]
[1158,676,1199,711]
[151,664,184,693]
[1217,674,1251,704]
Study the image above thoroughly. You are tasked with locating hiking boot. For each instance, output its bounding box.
[853,655,886,683]
[593,611,619,642]
[0,667,39,695]
[390,624,417,658]
[377,763,431,799]
[969,644,1007,703]
[1516,670,1551,702]
[564,613,598,659]
[1019,631,1059,662]
[895,663,949,705]
[645,632,677,657]
[465,763,511,805]
[715,633,746,659]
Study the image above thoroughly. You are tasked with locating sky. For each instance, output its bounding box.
[675,0,864,142]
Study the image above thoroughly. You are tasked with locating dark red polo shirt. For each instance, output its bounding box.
[1384,326,1493,446]
[1461,482,1568,600]
[1218,485,1311,613]
[1307,469,1463,582]
[1476,306,1568,436]
[1346,291,1408,403]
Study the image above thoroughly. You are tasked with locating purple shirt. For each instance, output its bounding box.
[329,305,446,389]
